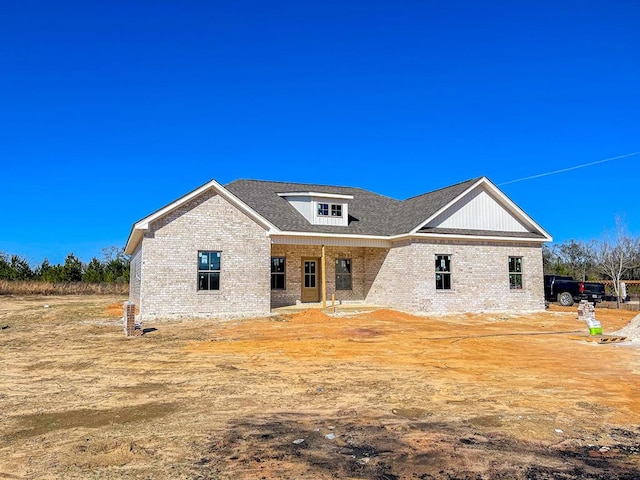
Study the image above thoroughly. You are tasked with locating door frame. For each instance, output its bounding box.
[301,257,321,302]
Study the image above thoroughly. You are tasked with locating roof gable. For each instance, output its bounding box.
[125,176,551,254]
[413,177,551,240]
[124,179,278,254]
[424,184,529,232]
[390,178,480,234]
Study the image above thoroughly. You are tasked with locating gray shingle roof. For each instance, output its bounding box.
[392,179,481,234]
[224,177,522,237]
[417,227,547,239]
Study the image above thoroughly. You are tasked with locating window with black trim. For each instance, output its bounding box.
[435,254,451,290]
[317,203,329,216]
[198,251,220,291]
[271,257,286,290]
[318,202,343,217]
[335,258,352,290]
[509,256,523,289]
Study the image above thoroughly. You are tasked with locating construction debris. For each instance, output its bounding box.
[578,335,627,344]
[577,300,602,335]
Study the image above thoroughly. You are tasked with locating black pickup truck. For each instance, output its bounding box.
[544,275,605,306]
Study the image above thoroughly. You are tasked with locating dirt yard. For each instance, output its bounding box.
[1,295,639,479]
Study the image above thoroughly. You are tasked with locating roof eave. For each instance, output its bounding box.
[271,231,393,241]
[277,192,354,200]
[413,232,551,243]
[270,229,551,244]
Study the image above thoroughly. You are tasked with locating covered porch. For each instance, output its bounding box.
[269,239,391,310]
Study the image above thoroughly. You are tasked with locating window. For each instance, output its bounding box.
[435,254,451,290]
[509,256,523,289]
[335,258,352,290]
[304,261,316,288]
[318,202,343,217]
[271,257,286,290]
[198,251,220,291]
[317,203,329,216]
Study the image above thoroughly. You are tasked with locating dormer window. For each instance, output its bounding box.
[278,190,353,226]
[318,203,329,216]
[317,203,343,217]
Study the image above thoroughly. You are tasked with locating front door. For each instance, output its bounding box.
[301,258,320,302]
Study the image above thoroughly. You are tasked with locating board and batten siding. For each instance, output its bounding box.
[312,198,349,226]
[281,195,349,227]
[425,188,530,233]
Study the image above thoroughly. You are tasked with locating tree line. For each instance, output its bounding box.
[543,218,640,304]
[0,247,130,284]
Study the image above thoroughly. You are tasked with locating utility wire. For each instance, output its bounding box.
[498,151,640,186]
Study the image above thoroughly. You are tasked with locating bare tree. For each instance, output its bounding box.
[593,216,640,307]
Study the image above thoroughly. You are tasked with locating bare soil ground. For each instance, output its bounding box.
[1,295,639,480]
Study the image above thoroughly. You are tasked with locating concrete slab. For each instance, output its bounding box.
[272,303,385,314]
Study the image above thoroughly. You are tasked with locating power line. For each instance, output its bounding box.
[498,152,640,186]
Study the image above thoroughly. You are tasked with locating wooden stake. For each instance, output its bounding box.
[321,245,326,309]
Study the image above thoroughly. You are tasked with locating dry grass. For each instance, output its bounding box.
[0,280,128,296]
[1,297,640,479]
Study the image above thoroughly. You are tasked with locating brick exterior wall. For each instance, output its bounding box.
[128,245,142,308]
[365,239,545,313]
[130,189,546,318]
[270,245,385,307]
[137,189,271,321]
[268,240,545,313]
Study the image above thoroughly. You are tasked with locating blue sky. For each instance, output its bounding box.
[1,1,638,265]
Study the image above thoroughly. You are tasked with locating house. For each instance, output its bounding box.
[124,176,552,320]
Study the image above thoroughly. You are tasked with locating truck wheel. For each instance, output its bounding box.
[558,292,574,307]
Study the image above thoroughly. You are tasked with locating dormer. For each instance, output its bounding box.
[278,191,353,226]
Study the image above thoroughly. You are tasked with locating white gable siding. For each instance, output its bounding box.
[313,198,349,226]
[286,196,315,223]
[282,195,349,226]
[425,187,529,232]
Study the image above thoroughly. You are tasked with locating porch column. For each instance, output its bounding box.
[321,245,327,308]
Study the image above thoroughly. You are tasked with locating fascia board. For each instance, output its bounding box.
[270,230,550,245]
[277,192,354,200]
[124,230,143,255]
[479,179,553,241]
[411,232,550,244]
[271,231,392,241]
